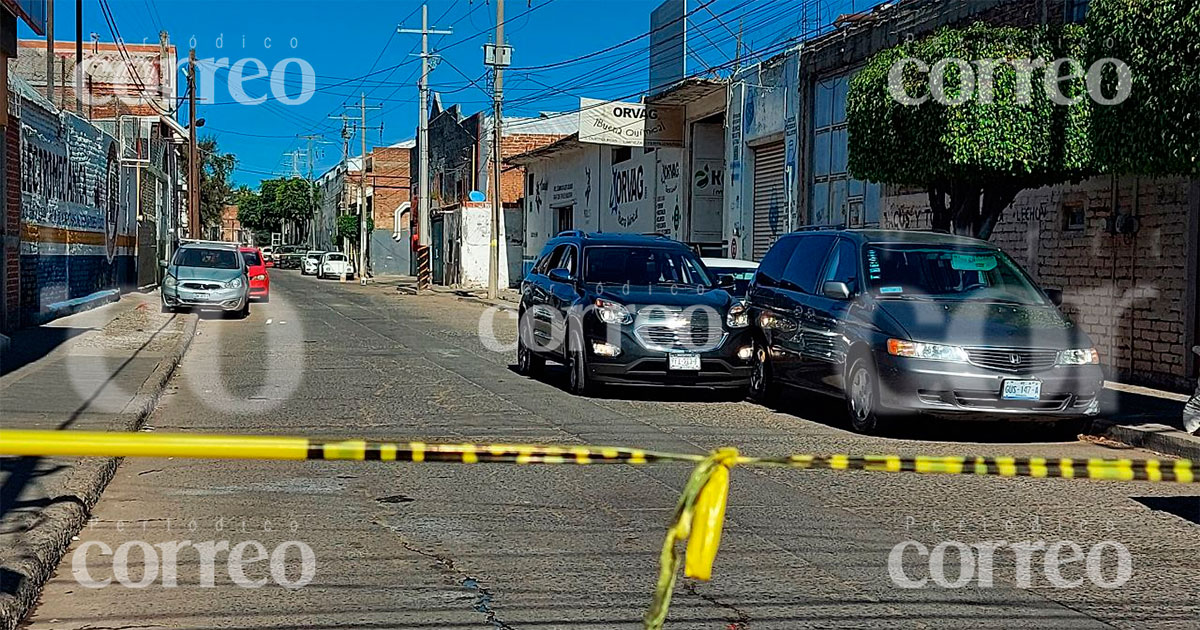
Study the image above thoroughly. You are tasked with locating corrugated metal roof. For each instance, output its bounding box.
[495,112,578,136]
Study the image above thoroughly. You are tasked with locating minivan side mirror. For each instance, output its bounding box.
[547,268,575,284]
[717,274,735,289]
[1044,288,1064,306]
[822,281,852,300]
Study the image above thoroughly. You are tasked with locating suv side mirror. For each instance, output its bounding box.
[1044,288,1063,306]
[548,268,575,284]
[822,281,852,300]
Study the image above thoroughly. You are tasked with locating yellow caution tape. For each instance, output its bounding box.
[1,429,1196,630]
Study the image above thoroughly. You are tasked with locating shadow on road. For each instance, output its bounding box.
[0,326,93,377]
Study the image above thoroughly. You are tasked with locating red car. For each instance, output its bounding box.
[240,247,270,302]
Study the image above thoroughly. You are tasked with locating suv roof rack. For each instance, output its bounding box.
[179,239,240,248]
[556,230,586,238]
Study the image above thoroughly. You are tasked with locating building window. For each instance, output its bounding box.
[810,74,880,227]
[1062,200,1086,231]
[612,146,632,165]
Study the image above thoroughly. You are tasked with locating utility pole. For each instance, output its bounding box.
[298,133,323,249]
[485,0,510,300]
[75,0,82,114]
[45,0,54,103]
[187,48,200,239]
[400,5,451,290]
[332,97,381,285]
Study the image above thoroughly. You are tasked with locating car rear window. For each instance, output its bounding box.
[327,254,346,261]
[241,251,262,267]
[175,248,239,269]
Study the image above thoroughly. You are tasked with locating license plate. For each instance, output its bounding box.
[1002,380,1041,401]
[668,353,701,371]
[191,293,209,301]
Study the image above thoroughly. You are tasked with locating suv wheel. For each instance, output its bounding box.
[516,317,544,377]
[567,328,596,396]
[846,357,886,434]
[748,342,779,404]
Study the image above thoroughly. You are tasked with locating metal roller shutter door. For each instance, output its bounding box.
[751,142,786,261]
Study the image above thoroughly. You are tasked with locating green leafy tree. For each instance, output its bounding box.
[273,177,315,240]
[336,214,374,244]
[848,22,1093,239]
[1087,0,1199,175]
[191,136,238,230]
[235,186,271,232]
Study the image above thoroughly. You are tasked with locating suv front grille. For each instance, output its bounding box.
[965,347,1058,373]
[634,309,725,352]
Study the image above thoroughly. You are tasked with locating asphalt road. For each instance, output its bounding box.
[25,271,1200,630]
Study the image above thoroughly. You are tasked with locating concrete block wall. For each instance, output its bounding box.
[881,175,1196,390]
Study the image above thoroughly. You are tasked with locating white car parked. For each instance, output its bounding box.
[301,250,326,275]
[319,252,355,279]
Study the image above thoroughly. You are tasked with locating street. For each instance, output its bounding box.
[23,272,1200,630]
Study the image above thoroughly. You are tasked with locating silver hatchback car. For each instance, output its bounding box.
[161,242,251,318]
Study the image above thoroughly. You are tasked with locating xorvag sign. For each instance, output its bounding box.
[578,97,683,147]
[888,539,1133,589]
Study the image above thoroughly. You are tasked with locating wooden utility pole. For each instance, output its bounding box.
[45,0,54,102]
[187,48,200,238]
[75,0,82,114]
[400,5,451,290]
[358,93,369,284]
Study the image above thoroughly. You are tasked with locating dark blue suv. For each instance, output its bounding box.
[517,232,754,395]
[747,229,1104,433]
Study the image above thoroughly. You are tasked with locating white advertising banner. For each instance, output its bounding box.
[579,97,683,148]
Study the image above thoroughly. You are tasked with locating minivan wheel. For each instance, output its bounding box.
[846,357,886,434]
[748,343,779,404]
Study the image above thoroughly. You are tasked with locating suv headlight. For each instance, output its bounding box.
[226,277,244,289]
[593,298,632,325]
[887,339,969,363]
[726,301,750,328]
[1057,348,1099,365]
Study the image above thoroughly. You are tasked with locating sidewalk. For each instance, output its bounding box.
[0,292,198,630]
[377,274,521,309]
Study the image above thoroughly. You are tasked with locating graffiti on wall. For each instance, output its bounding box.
[609,163,644,228]
[655,157,682,237]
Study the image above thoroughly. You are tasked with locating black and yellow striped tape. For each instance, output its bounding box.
[2,429,1195,630]
[0,430,1193,483]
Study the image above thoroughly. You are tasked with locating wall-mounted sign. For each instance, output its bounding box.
[579,97,683,148]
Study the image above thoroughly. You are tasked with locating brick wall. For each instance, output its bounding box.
[493,133,567,205]
[368,146,411,232]
[881,175,1197,390]
[3,115,19,333]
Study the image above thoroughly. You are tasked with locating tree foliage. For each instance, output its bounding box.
[234,177,314,238]
[336,213,373,244]
[1087,0,1200,175]
[192,136,238,230]
[848,22,1092,239]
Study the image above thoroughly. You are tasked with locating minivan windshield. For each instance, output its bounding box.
[864,244,1047,305]
[584,246,712,287]
[175,248,240,270]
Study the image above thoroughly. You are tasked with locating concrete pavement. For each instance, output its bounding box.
[18,272,1200,629]
[0,292,197,630]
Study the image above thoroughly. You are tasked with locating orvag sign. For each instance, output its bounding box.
[579,97,683,147]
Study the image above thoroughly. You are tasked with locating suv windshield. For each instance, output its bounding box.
[864,244,1046,305]
[583,246,712,287]
[175,248,240,270]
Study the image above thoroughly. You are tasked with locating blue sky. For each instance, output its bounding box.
[20,0,867,187]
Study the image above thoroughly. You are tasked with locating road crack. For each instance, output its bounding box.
[686,582,750,629]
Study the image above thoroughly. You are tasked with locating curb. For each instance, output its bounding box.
[1089,419,1200,461]
[0,311,199,630]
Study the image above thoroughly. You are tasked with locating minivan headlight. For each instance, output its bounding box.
[1057,348,1099,365]
[726,301,750,328]
[593,298,632,325]
[887,339,969,363]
